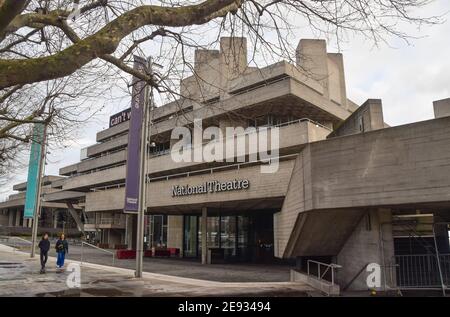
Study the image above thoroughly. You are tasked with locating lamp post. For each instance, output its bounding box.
[30,123,47,258]
[135,57,162,278]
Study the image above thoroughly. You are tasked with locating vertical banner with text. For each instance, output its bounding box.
[24,123,45,219]
[124,56,147,213]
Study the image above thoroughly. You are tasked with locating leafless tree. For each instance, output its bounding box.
[0,0,443,180]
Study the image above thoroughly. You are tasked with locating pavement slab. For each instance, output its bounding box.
[0,244,312,297]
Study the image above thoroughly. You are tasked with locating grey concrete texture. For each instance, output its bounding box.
[0,244,312,297]
[3,241,294,283]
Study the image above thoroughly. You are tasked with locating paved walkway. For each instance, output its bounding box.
[6,241,293,282]
[0,244,312,297]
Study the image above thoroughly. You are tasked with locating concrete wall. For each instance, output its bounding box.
[280,115,450,260]
[310,116,450,210]
[86,134,128,158]
[329,99,384,138]
[85,159,296,212]
[274,150,312,258]
[296,39,348,109]
[167,215,183,252]
[62,121,328,191]
[433,98,450,118]
[180,37,248,103]
[77,150,126,173]
[336,208,395,291]
[0,210,8,226]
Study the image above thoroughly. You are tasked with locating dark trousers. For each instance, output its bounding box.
[40,252,48,270]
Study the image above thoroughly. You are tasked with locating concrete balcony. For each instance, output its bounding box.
[85,158,297,212]
[96,120,130,143]
[86,133,128,158]
[151,76,351,137]
[62,164,126,191]
[59,163,78,176]
[8,192,25,200]
[84,217,125,229]
[61,120,330,191]
[95,100,194,143]
[77,149,127,174]
[43,190,86,203]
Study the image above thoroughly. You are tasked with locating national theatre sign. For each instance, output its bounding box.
[172,179,250,197]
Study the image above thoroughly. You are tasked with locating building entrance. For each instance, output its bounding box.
[182,212,274,262]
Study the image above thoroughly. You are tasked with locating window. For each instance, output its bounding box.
[149,141,170,156]
[149,215,167,248]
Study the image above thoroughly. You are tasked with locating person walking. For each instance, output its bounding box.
[38,233,50,274]
[55,233,69,269]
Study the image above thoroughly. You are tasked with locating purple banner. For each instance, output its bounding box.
[124,56,147,213]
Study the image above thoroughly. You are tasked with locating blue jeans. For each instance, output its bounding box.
[56,252,65,267]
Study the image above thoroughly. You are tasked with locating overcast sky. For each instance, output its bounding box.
[1,1,449,200]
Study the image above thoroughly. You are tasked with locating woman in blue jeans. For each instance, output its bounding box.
[55,233,69,268]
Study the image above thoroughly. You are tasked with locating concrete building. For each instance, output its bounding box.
[2,37,450,292]
[0,176,80,236]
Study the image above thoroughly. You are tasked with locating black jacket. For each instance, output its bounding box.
[38,239,50,253]
[55,239,68,254]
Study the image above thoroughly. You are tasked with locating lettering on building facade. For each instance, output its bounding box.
[172,179,250,197]
[109,108,131,128]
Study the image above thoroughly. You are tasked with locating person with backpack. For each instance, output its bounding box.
[55,233,69,269]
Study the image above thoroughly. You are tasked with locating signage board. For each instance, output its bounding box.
[172,179,250,197]
[109,108,131,128]
[124,56,147,213]
[24,123,45,219]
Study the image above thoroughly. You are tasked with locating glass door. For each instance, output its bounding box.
[183,215,198,258]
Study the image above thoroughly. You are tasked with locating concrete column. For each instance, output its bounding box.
[125,214,137,249]
[327,53,348,108]
[201,207,208,264]
[167,215,183,253]
[296,39,329,98]
[8,209,14,227]
[336,208,395,291]
[15,209,21,227]
[22,213,28,227]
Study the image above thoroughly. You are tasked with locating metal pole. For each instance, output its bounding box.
[30,123,47,258]
[432,224,446,296]
[135,57,152,278]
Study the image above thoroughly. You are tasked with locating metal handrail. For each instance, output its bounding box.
[81,117,330,185]
[307,260,342,286]
[91,153,299,191]
[80,241,115,266]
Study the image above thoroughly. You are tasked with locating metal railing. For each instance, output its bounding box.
[80,241,115,266]
[85,117,330,186]
[91,153,299,192]
[393,254,450,290]
[85,218,125,226]
[307,260,342,286]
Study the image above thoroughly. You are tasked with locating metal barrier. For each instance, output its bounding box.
[80,241,115,266]
[394,254,450,290]
[91,153,299,191]
[307,260,342,286]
